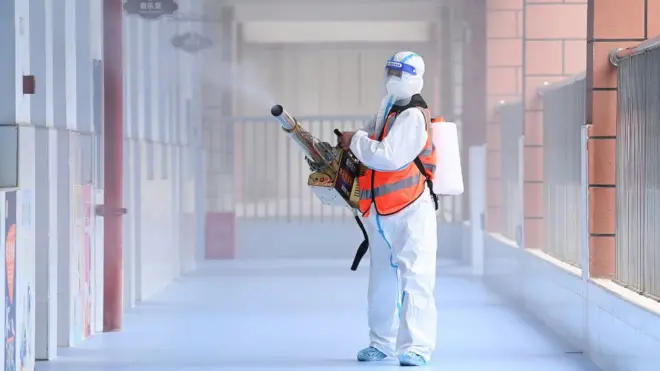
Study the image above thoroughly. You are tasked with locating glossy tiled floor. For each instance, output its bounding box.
[37,260,601,371]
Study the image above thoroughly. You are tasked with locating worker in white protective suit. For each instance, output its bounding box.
[337,51,438,367]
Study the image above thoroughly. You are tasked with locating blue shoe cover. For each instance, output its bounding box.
[357,347,387,362]
[399,352,427,366]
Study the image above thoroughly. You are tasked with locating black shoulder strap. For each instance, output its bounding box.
[411,103,439,211]
[350,215,369,271]
[414,156,439,211]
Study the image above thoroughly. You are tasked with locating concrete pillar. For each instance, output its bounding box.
[162,12,180,280]
[486,0,523,233]
[203,5,236,259]
[0,0,16,122]
[461,0,487,223]
[522,0,587,248]
[56,0,75,347]
[132,14,148,301]
[451,5,464,176]
[122,13,137,310]
[438,6,454,120]
[30,0,59,360]
[586,0,649,278]
[4,0,38,368]
[462,0,487,148]
[435,5,464,219]
[102,0,124,331]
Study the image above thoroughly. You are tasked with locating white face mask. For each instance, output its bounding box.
[385,76,423,100]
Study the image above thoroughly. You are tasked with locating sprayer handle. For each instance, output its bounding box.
[334,129,342,138]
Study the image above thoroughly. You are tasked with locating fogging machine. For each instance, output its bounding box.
[270,104,368,270]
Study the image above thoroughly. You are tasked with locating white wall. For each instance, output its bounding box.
[235,43,435,116]
[122,0,202,302]
[232,2,439,22]
[0,0,203,367]
[466,128,660,371]
[454,144,660,371]
[242,21,432,43]
[2,0,38,370]
[481,236,660,371]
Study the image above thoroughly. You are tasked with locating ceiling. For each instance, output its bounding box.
[198,0,443,22]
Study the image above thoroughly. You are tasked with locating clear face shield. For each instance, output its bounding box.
[375,56,423,131]
[377,60,417,122]
[384,59,421,98]
[384,60,418,85]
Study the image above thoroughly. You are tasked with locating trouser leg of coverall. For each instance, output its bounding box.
[366,217,399,355]
[391,195,438,361]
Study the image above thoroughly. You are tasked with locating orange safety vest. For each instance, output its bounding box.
[358,108,437,217]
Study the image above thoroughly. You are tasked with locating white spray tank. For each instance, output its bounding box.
[430,117,464,195]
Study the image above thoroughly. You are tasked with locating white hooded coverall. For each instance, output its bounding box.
[349,52,438,361]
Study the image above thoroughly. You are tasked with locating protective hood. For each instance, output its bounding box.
[385,51,425,100]
[375,51,426,133]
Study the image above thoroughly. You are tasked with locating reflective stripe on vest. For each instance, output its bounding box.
[359,172,422,200]
[358,107,436,217]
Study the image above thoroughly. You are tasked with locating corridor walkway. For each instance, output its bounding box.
[36,260,601,371]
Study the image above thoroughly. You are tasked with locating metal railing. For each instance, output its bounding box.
[232,115,368,222]
[225,115,462,222]
[539,73,586,267]
[498,101,523,242]
[613,42,660,299]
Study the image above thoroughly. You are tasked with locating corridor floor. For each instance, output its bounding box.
[36,260,601,371]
